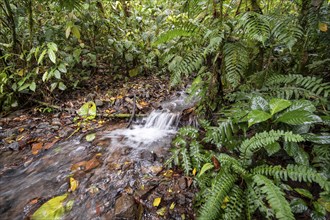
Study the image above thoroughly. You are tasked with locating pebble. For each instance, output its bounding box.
[8,142,19,151]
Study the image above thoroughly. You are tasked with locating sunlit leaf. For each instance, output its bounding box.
[294,188,313,199]
[31,193,68,220]
[58,82,67,91]
[251,96,269,111]
[54,70,61,79]
[58,63,67,73]
[247,110,271,127]
[50,82,58,92]
[70,177,79,192]
[153,197,161,207]
[77,101,97,119]
[72,25,80,39]
[48,49,56,64]
[277,110,322,125]
[156,207,166,216]
[29,81,36,92]
[65,26,71,38]
[269,98,291,115]
[86,133,96,142]
[192,168,197,176]
[47,42,58,52]
[198,163,214,177]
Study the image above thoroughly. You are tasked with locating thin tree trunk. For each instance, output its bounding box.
[4,0,19,53]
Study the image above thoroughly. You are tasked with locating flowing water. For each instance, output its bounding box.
[0,92,196,219]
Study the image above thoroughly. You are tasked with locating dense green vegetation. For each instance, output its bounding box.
[1,0,329,219]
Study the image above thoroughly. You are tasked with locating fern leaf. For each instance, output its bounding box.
[224,42,249,89]
[199,171,237,220]
[253,174,294,220]
[240,12,270,44]
[153,29,195,46]
[181,148,192,175]
[251,164,330,191]
[222,185,244,219]
[239,130,304,164]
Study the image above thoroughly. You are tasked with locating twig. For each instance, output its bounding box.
[126,94,136,128]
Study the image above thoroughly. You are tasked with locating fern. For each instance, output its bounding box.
[253,174,295,220]
[217,154,247,176]
[203,118,236,148]
[222,185,244,219]
[153,29,196,46]
[240,12,270,44]
[224,42,249,89]
[181,148,192,175]
[251,164,330,191]
[239,130,305,164]
[263,74,330,99]
[199,171,237,220]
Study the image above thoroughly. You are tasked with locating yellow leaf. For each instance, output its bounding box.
[221,196,230,209]
[163,170,173,178]
[319,22,328,32]
[223,196,230,203]
[153,197,161,207]
[31,193,68,220]
[192,168,197,176]
[156,207,166,216]
[170,202,175,210]
[70,177,79,192]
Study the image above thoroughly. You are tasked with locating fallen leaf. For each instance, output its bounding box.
[153,197,161,207]
[156,207,166,216]
[31,193,69,220]
[170,202,175,210]
[44,139,59,150]
[319,22,328,32]
[192,168,197,176]
[19,127,25,132]
[70,177,79,192]
[211,155,221,170]
[32,142,43,155]
[163,170,173,178]
[86,133,96,142]
[29,198,39,205]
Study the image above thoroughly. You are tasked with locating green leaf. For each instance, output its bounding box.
[29,81,36,92]
[269,98,291,115]
[48,49,56,64]
[58,82,67,91]
[251,96,269,111]
[54,70,61,79]
[65,26,71,38]
[18,83,30,91]
[303,133,330,144]
[31,193,68,220]
[72,25,80,39]
[77,101,96,120]
[294,188,313,199]
[290,198,308,214]
[50,82,58,92]
[277,110,322,125]
[198,163,214,177]
[129,67,139,77]
[125,53,134,62]
[58,63,67,73]
[47,42,58,52]
[86,133,96,142]
[247,110,271,127]
[284,142,309,165]
[42,71,48,82]
[38,49,47,64]
[73,49,81,62]
[265,142,281,156]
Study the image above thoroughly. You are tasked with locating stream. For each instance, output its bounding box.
[0,92,197,219]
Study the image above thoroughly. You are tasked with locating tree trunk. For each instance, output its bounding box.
[4,0,20,53]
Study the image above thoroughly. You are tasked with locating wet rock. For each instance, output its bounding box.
[37,122,50,129]
[51,118,62,126]
[176,194,186,205]
[95,99,104,107]
[114,194,137,219]
[178,177,187,190]
[8,142,19,151]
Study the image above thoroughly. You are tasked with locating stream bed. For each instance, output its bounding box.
[0,92,197,219]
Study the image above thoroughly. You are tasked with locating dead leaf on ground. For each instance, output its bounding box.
[32,142,43,155]
[44,139,59,150]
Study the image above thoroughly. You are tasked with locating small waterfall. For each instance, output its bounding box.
[143,110,181,130]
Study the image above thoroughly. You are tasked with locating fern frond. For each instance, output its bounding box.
[181,148,192,175]
[240,12,270,44]
[253,174,294,220]
[190,140,205,170]
[153,29,195,46]
[224,42,249,89]
[251,164,330,191]
[199,171,237,220]
[239,130,304,164]
[263,74,330,99]
[203,118,236,148]
[222,185,244,219]
[218,154,247,175]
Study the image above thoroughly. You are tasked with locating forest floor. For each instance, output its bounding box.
[0,74,197,219]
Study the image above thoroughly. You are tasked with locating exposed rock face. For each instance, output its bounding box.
[114,194,137,219]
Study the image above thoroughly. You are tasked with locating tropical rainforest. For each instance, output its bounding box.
[0,0,329,219]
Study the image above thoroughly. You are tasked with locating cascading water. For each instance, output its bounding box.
[0,91,197,220]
